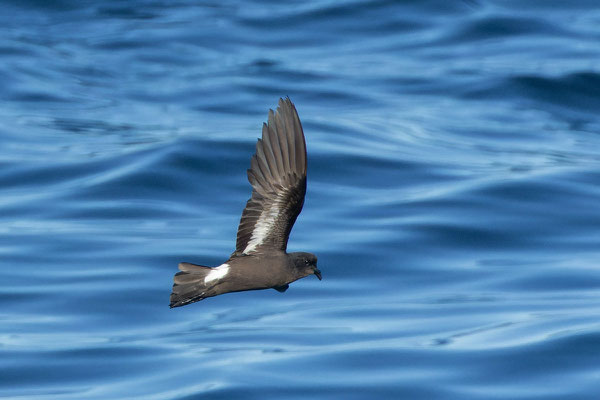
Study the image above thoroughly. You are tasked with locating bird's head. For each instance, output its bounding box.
[290,252,321,280]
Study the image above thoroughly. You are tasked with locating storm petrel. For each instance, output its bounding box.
[169,98,321,308]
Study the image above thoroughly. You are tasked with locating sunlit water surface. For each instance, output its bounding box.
[1,1,600,399]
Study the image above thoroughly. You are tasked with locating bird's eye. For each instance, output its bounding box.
[304,259,310,265]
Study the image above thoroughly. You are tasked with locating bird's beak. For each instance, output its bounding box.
[314,268,322,280]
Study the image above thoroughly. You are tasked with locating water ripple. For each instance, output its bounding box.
[2,0,600,399]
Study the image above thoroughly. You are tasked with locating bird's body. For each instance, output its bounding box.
[170,98,320,308]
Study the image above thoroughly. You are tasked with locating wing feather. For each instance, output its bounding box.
[267,110,285,180]
[274,109,291,175]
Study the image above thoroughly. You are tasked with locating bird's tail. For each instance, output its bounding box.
[169,262,215,308]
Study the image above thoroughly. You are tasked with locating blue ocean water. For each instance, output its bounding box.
[2,0,600,398]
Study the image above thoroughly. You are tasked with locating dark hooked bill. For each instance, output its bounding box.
[314,268,322,280]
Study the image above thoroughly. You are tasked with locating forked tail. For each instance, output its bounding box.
[170,262,214,308]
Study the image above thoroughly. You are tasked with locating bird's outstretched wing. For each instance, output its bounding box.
[233,98,307,256]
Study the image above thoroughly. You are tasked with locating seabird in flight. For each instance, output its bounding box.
[170,98,321,308]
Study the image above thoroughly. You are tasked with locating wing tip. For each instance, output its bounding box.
[277,96,295,114]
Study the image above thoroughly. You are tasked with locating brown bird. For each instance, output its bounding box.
[170,98,321,308]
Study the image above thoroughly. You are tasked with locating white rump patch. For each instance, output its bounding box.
[204,263,229,283]
[243,203,280,254]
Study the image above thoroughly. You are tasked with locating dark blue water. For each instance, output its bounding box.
[2,1,600,398]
